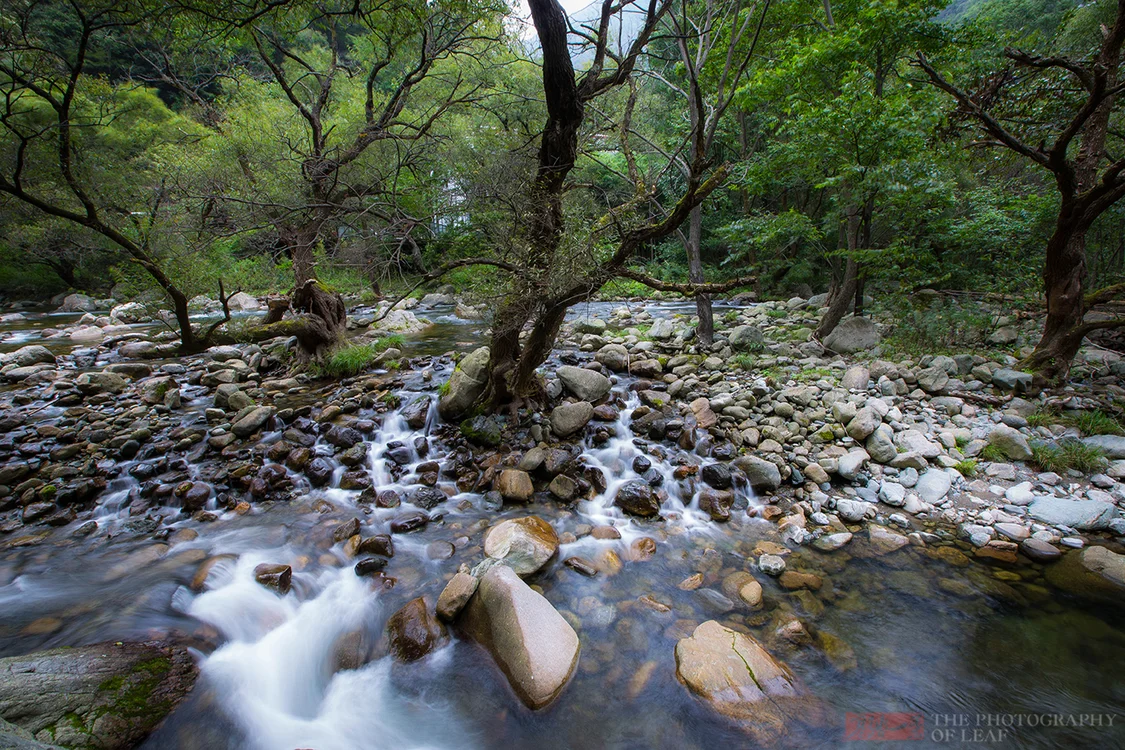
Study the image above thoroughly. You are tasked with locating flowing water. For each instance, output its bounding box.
[1,302,1124,749]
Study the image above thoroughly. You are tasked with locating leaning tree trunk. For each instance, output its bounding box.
[815,210,862,341]
[685,205,714,346]
[1019,224,1089,382]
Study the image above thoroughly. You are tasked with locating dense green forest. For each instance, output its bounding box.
[2,0,1124,390]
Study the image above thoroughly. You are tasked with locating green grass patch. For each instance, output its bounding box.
[310,336,404,379]
[953,459,978,477]
[1030,440,1107,474]
[1071,410,1125,437]
[980,443,1008,462]
[1026,407,1060,429]
[730,353,757,371]
[765,308,788,318]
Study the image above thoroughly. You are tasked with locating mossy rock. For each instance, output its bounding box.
[0,641,197,749]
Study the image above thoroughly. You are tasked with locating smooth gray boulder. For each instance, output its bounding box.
[732,455,781,491]
[988,424,1033,461]
[823,316,880,353]
[728,325,764,351]
[550,401,593,437]
[1029,497,1118,530]
[1082,435,1125,459]
[915,469,952,503]
[556,366,611,402]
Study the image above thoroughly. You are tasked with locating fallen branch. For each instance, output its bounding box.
[616,268,757,294]
[948,390,1013,406]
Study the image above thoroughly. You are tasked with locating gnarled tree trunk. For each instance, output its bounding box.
[1019,222,1089,380]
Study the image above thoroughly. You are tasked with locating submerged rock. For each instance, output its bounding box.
[1045,546,1125,600]
[462,565,580,710]
[674,621,828,745]
[0,641,197,750]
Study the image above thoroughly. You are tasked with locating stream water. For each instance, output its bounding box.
[1,302,1123,749]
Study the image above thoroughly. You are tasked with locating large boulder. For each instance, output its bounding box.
[75,371,128,395]
[728,325,764,351]
[594,344,630,372]
[438,346,490,421]
[2,345,56,368]
[462,565,580,710]
[1028,496,1118,530]
[823,316,880,353]
[231,406,275,438]
[648,318,675,340]
[675,621,827,745]
[58,293,97,313]
[483,516,559,576]
[109,302,150,323]
[226,292,260,312]
[496,469,535,503]
[1082,435,1125,459]
[988,424,1032,461]
[1045,546,1125,600]
[0,641,197,750]
[556,366,611,402]
[550,401,593,437]
[915,469,952,503]
[732,455,781,492]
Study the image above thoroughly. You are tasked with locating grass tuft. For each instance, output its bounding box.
[310,336,404,379]
[953,459,978,477]
[980,443,1008,463]
[1030,440,1107,474]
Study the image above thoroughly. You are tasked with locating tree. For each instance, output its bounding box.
[167,0,499,357]
[918,0,1125,382]
[660,0,770,346]
[0,0,223,350]
[474,0,757,409]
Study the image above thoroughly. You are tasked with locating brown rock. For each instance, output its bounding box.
[386,597,446,662]
[437,572,479,621]
[483,516,559,576]
[497,469,535,503]
[253,563,292,594]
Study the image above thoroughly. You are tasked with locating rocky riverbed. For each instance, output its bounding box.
[0,293,1124,749]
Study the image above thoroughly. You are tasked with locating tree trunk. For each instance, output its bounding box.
[685,205,713,346]
[1019,223,1089,381]
[815,210,861,341]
